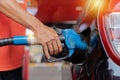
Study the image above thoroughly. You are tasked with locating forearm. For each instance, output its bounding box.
[0,0,43,31]
[0,0,63,58]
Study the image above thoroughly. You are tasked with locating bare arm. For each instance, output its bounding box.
[0,0,62,59]
[0,0,43,30]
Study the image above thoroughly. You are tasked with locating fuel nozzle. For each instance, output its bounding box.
[48,29,88,62]
[7,28,88,63]
[62,29,87,56]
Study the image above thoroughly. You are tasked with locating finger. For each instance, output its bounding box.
[56,37,63,53]
[52,39,59,55]
[47,41,54,55]
[42,43,50,59]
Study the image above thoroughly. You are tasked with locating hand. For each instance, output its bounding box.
[34,25,62,59]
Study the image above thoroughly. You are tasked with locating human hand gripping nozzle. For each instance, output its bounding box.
[0,29,88,63]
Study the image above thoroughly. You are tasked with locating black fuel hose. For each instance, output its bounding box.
[0,38,13,46]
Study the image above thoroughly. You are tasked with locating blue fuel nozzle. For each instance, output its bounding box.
[12,29,88,62]
[62,29,87,57]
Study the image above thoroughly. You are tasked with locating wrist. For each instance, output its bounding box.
[27,18,44,32]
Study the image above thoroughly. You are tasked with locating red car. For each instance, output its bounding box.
[35,0,120,80]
